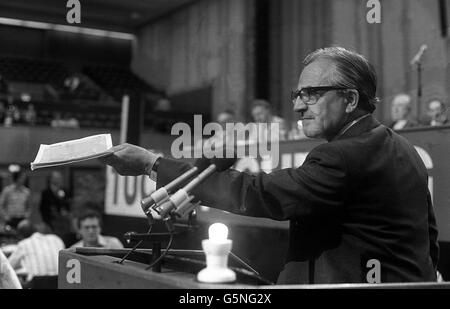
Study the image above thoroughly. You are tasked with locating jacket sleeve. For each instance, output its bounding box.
[156,144,348,221]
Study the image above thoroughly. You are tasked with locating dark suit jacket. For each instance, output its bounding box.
[156,115,439,284]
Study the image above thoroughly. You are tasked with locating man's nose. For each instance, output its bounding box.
[293,97,307,113]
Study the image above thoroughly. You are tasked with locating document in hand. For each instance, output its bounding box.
[31,134,113,170]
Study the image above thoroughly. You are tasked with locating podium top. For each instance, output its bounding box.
[59,249,450,289]
[58,248,269,289]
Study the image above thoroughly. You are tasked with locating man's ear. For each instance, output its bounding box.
[345,90,360,113]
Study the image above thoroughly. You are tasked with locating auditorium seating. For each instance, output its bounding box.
[83,64,162,102]
[0,55,202,131]
[0,56,67,87]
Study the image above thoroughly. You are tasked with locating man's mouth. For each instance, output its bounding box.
[300,116,314,120]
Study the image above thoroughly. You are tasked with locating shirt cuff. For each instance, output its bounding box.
[144,153,162,182]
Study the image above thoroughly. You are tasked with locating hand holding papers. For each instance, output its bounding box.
[31,134,113,170]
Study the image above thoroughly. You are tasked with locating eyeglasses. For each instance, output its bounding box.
[291,86,351,105]
[81,225,100,230]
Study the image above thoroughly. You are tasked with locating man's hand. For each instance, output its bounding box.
[99,143,159,176]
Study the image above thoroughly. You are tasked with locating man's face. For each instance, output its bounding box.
[391,101,410,121]
[428,101,444,120]
[251,106,270,123]
[79,217,101,245]
[293,59,349,140]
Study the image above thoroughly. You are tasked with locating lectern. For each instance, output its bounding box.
[58,248,450,289]
[58,248,270,289]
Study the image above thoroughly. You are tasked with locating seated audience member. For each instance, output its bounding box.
[8,220,65,285]
[50,112,63,128]
[249,99,288,142]
[71,210,123,249]
[39,171,72,240]
[0,250,21,289]
[50,112,79,128]
[23,104,37,126]
[427,99,448,126]
[4,103,20,127]
[389,93,417,130]
[62,113,80,128]
[0,167,31,229]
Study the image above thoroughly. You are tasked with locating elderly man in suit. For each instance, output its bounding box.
[101,47,438,284]
[389,94,418,130]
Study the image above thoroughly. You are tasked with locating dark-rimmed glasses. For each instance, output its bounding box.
[291,86,352,105]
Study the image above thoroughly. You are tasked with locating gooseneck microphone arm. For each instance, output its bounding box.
[183,164,217,192]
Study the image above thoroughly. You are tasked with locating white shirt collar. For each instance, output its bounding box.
[333,113,372,140]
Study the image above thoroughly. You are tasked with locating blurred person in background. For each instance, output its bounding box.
[0,250,21,289]
[389,93,417,130]
[62,112,80,128]
[23,104,37,126]
[39,171,75,247]
[8,220,64,288]
[4,103,20,127]
[0,166,31,229]
[250,99,288,142]
[71,208,123,249]
[427,99,448,126]
[50,111,63,128]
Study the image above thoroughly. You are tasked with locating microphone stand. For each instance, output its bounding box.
[416,60,423,119]
[122,213,198,272]
[411,45,427,120]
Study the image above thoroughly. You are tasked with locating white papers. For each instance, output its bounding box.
[31,134,113,170]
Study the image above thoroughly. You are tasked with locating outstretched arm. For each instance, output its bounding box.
[156,144,348,221]
[100,143,347,221]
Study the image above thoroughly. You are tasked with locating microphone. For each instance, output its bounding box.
[154,157,237,219]
[410,44,428,66]
[141,166,199,219]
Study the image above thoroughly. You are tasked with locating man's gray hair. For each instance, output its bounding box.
[303,47,379,113]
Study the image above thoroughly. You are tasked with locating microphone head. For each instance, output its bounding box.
[141,196,156,214]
